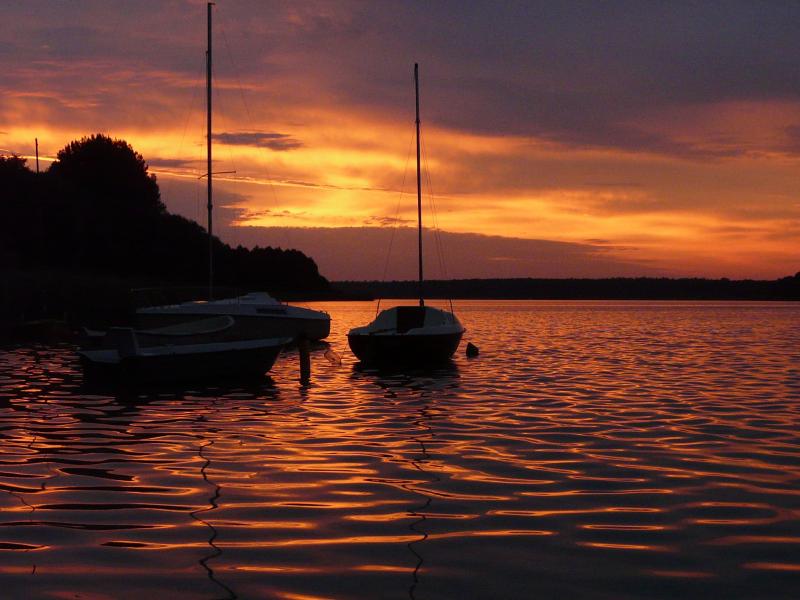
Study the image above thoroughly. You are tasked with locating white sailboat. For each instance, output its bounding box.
[136,2,330,342]
[347,64,464,365]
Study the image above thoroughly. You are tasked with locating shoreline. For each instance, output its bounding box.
[331,275,800,302]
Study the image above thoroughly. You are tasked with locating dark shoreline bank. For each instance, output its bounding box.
[332,275,800,301]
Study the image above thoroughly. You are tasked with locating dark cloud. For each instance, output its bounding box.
[363,215,414,227]
[320,2,800,156]
[213,131,303,151]
[231,207,309,221]
[148,157,200,169]
[5,2,800,157]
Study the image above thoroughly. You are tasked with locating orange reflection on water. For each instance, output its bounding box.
[707,535,800,546]
[275,592,338,600]
[647,570,715,579]
[353,564,411,573]
[520,488,673,497]
[0,301,799,599]
[232,566,325,574]
[581,524,670,531]
[345,512,477,522]
[578,542,672,552]
[744,562,800,572]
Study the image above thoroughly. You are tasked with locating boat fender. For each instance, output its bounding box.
[466,342,479,358]
[324,347,342,366]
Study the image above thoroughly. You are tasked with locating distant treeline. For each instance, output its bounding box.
[334,275,800,300]
[0,134,329,324]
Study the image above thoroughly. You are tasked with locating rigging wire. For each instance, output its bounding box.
[211,64,239,180]
[159,55,207,220]
[196,174,201,222]
[420,134,447,278]
[218,13,293,250]
[377,130,416,316]
[420,131,455,315]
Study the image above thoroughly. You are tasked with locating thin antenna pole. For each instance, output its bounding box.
[206,2,213,300]
[35,138,39,173]
[415,63,424,307]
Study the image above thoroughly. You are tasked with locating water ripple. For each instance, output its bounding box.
[0,300,799,598]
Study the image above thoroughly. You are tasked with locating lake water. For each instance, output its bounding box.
[1,300,799,599]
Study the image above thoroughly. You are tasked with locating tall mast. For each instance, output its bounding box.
[206,2,214,300]
[415,63,424,307]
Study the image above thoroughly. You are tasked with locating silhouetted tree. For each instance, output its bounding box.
[0,134,328,309]
[46,134,165,272]
[0,155,48,267]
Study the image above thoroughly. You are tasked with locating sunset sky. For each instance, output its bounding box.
[1,1,799,280]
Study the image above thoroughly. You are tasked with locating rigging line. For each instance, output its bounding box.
[419,133,445,276]
[420,133,447,279]
[218,14,291,250]
[218,14,255,124]
[159,55,207,212]
[196,173,201,222]
[377,130,416,316]
[212,64,240,180]
[420,133,455,314]
[421,138,454,315]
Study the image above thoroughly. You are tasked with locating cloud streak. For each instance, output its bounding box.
[214,131,302,151]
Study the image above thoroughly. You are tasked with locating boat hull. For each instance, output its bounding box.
[348,330,463,365]
[80,342,285,384]
[137,313,330,342]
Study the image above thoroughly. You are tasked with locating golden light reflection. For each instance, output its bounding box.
[744,562,800,572]
[577,542,672,552]
[646,570,715,579]
[1,303,800,596]
[276,592,338,600]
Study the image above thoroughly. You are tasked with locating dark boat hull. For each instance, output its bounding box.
[80,343,285,384]
[348,331,463,365]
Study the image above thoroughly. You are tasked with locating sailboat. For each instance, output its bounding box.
[347,64,465,365]
[79,316,288,384]
[136,2,330,342]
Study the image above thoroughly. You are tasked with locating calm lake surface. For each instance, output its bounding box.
[1,300,799,599]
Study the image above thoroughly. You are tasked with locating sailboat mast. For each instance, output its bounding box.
[415,63,424,307]
[206,2,214,300]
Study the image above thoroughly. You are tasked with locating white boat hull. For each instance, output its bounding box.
[136,293,330,341]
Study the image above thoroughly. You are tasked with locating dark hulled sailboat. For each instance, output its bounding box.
[347,64,464,365]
